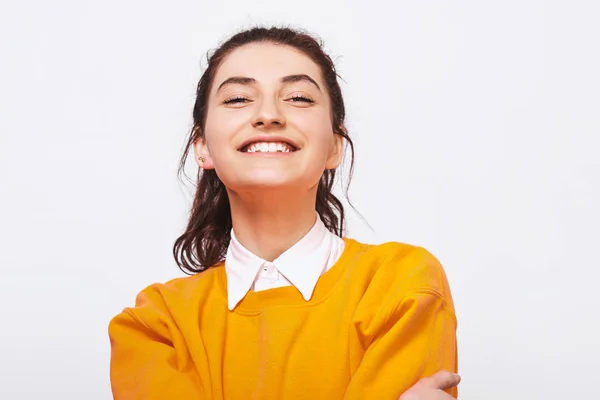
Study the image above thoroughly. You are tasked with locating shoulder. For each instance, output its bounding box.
[344,238,454,305]
[111,265,224,324]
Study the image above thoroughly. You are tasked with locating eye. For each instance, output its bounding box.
[223,95,251,105]
[287,94,314,103]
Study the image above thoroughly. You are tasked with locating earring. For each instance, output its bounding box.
[198,156,205,163]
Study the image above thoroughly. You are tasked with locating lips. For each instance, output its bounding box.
[243,142,296,153]
[237,136,300,152]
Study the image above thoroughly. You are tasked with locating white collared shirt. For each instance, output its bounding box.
[224,214,345,310]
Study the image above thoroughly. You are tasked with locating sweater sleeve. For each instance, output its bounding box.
[108,285,204,399]
[344,247,458,400]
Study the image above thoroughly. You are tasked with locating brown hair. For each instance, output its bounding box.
[173,26,355,274]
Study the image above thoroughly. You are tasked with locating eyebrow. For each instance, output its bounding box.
[281,74,321,91]
[216,74,321,92]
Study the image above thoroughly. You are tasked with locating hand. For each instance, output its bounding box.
[398,370,461,400]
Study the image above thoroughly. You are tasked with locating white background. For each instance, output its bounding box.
[1,1,599,399]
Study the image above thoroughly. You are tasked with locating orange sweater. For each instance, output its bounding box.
[109,238,458,399]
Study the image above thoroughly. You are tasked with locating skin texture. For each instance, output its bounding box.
[193,43,343,261]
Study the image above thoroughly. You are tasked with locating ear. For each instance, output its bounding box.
[192,128,215,170]
[325,127,346,170]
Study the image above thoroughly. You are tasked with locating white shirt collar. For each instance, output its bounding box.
[224,214,336,310]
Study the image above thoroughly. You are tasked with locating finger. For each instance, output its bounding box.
[418,370,461,390]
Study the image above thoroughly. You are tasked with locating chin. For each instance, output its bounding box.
[238,177,295,190]
[217,164,322,193]
[225,171,310,192]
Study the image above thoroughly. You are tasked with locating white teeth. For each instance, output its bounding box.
[245,141,294,153]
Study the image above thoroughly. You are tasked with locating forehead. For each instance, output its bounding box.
[212,43,324,87]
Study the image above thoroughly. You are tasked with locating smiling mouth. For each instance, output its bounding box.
[239,141,298,153]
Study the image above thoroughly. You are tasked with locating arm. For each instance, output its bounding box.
[345,248,458,400]
[108,286,204,399]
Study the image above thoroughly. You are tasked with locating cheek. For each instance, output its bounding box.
[203,111,241,154]
[300,117,336,159]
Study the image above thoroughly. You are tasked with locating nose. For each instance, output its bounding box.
[251,98,286,129]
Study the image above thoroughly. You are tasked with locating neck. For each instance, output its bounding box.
[227,188,318,262]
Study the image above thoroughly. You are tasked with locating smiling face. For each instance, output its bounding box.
[194,42,344,193]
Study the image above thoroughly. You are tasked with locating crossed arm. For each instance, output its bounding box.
[109,290,458,399]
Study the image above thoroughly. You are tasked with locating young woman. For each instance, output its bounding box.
[109,26,460,399]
